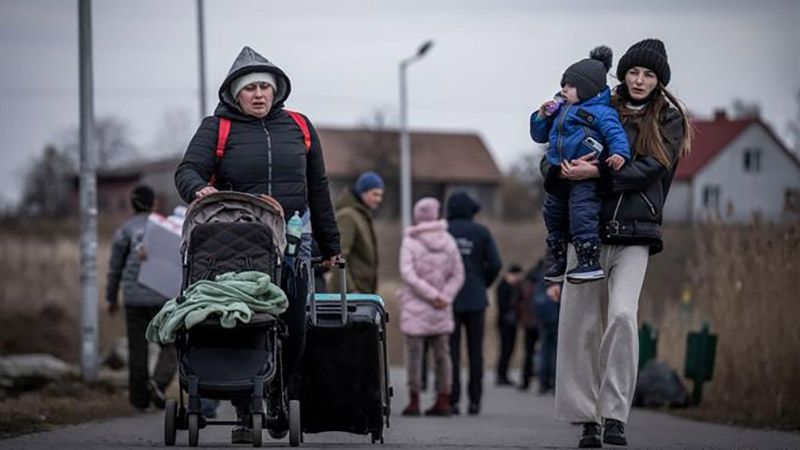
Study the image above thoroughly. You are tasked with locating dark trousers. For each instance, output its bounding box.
[543,179,602,242]
[125,306,177,409]
[520,327,540,388]
[496,322,517,381]
[538,323,558,391]
[449,309,485,407]
[233,239,311,418]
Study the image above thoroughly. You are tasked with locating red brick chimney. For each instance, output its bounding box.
[713,109,728,121]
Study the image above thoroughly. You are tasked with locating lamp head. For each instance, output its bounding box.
[417,40,434,57]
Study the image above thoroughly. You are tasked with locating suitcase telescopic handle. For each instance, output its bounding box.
[310,257,348,326]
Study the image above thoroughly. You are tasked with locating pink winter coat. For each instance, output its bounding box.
[398,219,465,336]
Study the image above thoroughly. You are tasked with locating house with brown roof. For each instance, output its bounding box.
[318,127,502,219]
[664,110,800,223]
[72,127,503,221]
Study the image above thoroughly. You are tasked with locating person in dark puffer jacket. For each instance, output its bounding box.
[445,191,502,416]
[542,38,693,448]
[175,46,341,443]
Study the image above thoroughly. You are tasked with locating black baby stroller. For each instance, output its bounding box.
[163,192,302,447]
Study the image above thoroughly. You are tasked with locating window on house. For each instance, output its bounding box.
[785,189,800,212]
[703,185,720,209]
[743,148,762,172]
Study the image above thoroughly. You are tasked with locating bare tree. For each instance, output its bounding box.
[501,150,545,221]
[151,108,195,158]
[19,145,73,217]
[358,106,398,130]
[349,108,400,183]
[731,98,761,119]
[60,116,139,169]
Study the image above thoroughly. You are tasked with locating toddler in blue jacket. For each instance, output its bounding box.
[530,46,630,284]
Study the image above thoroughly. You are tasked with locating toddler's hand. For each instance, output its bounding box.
[539,100,558,117]
[606,154,626,171]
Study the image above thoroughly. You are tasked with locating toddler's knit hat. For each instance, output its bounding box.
[561,45,613,101]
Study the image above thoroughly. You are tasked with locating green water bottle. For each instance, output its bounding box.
[286,211,302,256]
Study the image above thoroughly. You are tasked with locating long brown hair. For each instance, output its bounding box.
[612,85,693,168]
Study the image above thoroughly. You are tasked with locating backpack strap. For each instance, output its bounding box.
[285,109,311,152]
[209,112,309,187]
[209,117,231,187]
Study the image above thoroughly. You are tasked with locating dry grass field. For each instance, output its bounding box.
[1,217,797,429]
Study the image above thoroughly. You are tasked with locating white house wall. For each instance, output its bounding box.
[691,125,800,222]
[663,181,691,222]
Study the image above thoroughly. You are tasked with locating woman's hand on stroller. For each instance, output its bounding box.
[321,254,343,268]
[194,185,219,199]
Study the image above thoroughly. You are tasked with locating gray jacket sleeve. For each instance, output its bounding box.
[105,226,130,304]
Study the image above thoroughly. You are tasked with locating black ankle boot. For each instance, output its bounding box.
[579,422,602,448]
[603,418,627,446]
[544,237,568,282]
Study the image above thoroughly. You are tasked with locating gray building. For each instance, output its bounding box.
[319,127,502,219]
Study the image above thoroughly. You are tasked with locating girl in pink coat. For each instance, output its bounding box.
[399,197,465,417]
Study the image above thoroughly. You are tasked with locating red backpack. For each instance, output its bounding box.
[209,110,311,187]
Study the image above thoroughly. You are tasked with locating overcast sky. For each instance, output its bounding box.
[1,0,799,207]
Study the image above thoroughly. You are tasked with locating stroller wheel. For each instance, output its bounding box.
[164,399,177,446]
[187,413,200,447]
[251,413,263,447]
[289,400,301,447]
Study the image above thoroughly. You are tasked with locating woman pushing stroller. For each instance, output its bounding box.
[175,46,340,443]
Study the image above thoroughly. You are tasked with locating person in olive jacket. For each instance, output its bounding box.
[174,46,340,443]
[330,171,384,293]
[445,191,502,416]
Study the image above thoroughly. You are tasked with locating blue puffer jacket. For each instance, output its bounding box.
[530,88,630,166]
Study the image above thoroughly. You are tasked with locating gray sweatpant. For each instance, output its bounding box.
[554,244,649,424]
[405,334,452,394]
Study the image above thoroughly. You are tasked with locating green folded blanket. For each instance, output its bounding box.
[146,271,288,344]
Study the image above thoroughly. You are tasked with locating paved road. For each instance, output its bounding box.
[4,368,799,449]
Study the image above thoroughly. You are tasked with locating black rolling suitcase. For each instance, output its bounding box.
[295,261,392,444]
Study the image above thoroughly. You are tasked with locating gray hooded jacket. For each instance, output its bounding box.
[106,214,168,307]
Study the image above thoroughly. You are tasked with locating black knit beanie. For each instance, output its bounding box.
[561,46,613,101]
[130,184,155,212]
[616,38,671,86]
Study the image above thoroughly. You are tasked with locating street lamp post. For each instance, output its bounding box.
[78,0,98,382]
[399,40,434,230]
[196,0,207,119]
